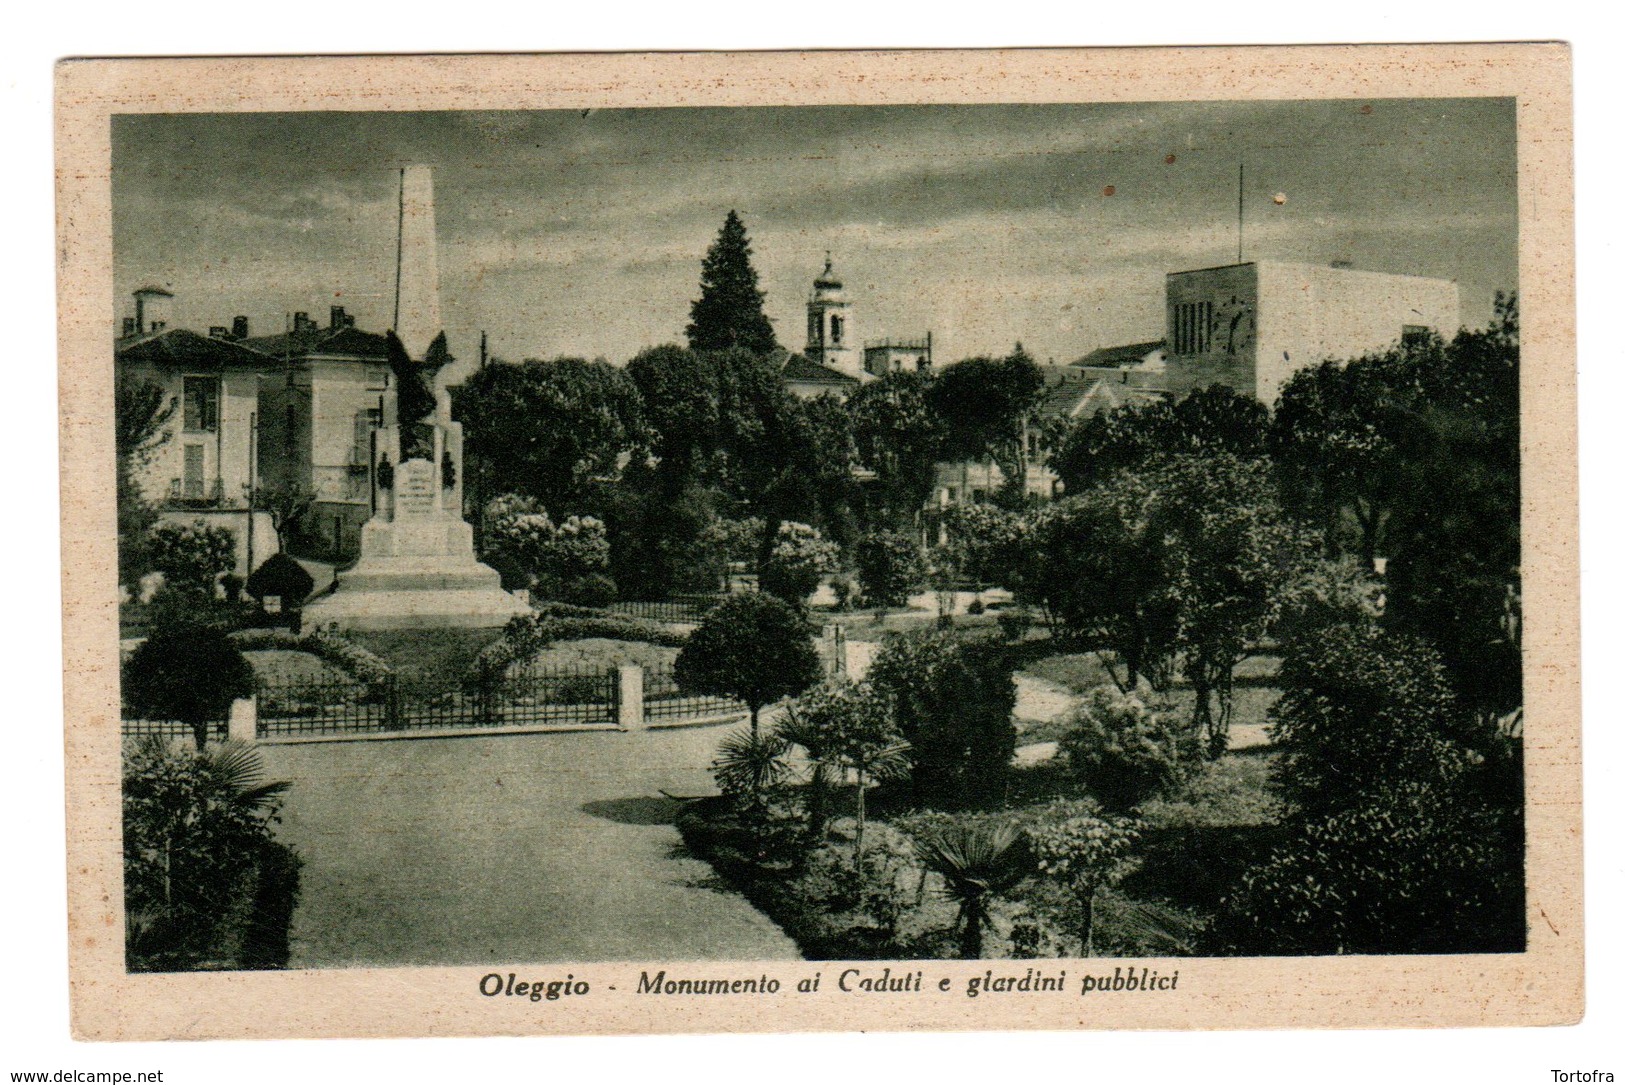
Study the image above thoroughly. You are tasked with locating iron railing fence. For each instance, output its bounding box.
[642,667,743,722]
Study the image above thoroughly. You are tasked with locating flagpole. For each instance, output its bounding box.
[1237,161,1245,264]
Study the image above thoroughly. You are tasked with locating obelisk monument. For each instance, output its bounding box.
[303,166,528,631]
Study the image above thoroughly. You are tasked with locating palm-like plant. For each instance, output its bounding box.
[912,820,1034,959]
[711,726,793,805]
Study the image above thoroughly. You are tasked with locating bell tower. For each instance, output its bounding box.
[804,254,861,378]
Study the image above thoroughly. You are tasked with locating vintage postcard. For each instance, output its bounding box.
[57,45,1578,1040]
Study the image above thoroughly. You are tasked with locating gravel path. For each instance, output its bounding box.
[258,725,798,968]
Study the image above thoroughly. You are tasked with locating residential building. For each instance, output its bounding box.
[115,298,279,577]
[243,306,392,562]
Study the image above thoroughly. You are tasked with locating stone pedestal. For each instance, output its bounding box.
[303,430,527,632]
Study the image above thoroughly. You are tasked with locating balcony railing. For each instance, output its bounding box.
[166,477,237,509]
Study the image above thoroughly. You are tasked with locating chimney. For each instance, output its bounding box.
[121,317,136,337]
[232,315,249,340]
[330,305,348,330]
[209,326,229,339]
[293,311,312,333]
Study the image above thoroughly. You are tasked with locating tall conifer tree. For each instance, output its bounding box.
[686,210,779,356]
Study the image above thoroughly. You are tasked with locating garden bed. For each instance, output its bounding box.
[679,748,1282,961]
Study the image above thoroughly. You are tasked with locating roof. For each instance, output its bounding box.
[1072,340,1165,369]
[239,325,391,360]
[1034,368,1103,422]
[781,354,859,385]
[132,284,174,297]
[115,327,274,369]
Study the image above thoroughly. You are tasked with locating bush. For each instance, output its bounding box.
[245,552,316,607]
[123,739,297,971]
[468,612,687,689]
[483,494,611,594]
[147,520,237,597]
[866,629,1016,809]
[760,521,839,606]
[230,628,395,693]
[829,573,862,612]
[1215,774,1524,955]
[996,607,1033,642]
[560,572,618,608]
[853,531,922,609]
[1269,623,1467,820]
[1058,688,1199,811]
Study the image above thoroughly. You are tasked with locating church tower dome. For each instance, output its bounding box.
[805,253,862,379]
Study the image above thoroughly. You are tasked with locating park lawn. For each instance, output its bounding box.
[348,627,505,687]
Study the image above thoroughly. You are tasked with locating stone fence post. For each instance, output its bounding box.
[227,696,258,743]
[617,664,645,731]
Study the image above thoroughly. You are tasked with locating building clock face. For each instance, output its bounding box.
[1216,297,1254,355]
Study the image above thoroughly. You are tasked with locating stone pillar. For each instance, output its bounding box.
[617,664,645,731]
[227,697,258,743]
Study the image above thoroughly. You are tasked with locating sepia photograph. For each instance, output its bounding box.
[55,45,1579,1040]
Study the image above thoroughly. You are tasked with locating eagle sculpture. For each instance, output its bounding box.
[386,330,452,460]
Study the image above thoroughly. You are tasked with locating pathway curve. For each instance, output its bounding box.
[258,725,799,969]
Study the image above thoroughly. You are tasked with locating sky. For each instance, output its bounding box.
[113,99,1517,379]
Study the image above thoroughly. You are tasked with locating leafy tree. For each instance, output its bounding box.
[146,520,237,599]
[1154,454,1309,755]
[1217,770,1523,956]
[625,344,723,474]
[940,502,1032,599]
[852,531,923,609]
[927,346,1044,489]
[846,370,942,529]
[674,592,823,738]
[866,629,1017,808]
[759,521,840,607]
[757,392,859,541]
[1030,478,1179,692]
[122,621,257,750]
[1028,812,1143,956]
[452,357,643,514]
[1270,343,1432,568]
[115,376,175,585]
[686,210,779,356]
[1058,688,1198,811]
[1216,608,1524,955]
[910,819,1033,959]
[780,680,910,864]
[1383,293,1521,722]
[1052,383,1269,495]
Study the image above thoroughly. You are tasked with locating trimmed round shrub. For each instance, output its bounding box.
[1058,687,1198,811]
[675,593,823,735]
[245,552,316,606]
[123,622,257,750]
